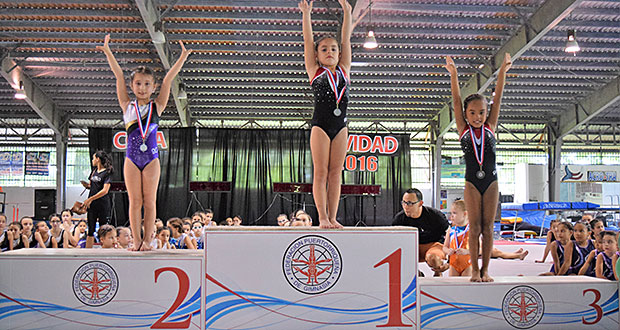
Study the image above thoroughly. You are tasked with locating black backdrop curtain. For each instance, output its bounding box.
[192,129,411,226]
[88,127,193,226]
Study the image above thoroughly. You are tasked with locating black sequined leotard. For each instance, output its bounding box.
[310,66,349,140]
[460,124,497,195]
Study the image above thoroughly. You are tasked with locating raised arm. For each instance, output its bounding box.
[338,0,352,74]
[486,53,512,131]
[154,41,192,115]
[96,34,130,111]
[299,0,319,80]
[444,56,466,135]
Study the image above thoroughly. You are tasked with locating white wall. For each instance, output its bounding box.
[2,186,87,222]
[514,164,549,203]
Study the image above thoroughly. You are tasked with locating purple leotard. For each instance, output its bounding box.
[124,101,160,171]
[600,251,619,281]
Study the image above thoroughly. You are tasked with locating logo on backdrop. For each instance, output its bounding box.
[501,285,544,329]
[282,235,342,295]
[561,165,583,181]
[73,261,119,307]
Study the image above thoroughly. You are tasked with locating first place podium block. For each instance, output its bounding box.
[205,227,419,329]
[0,249,205,330]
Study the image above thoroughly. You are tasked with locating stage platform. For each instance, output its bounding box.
[0,228,618,330]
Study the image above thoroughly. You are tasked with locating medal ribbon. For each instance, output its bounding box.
[452,224,469,249]
[323,66,347,108]
[132,100,153,141]
[469,125,485,169]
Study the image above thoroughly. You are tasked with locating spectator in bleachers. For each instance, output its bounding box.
[0,213,6,244]
[233,215,243,226]
[116,226,133,249]
[98,224,117,249]
[34,221,58,248]
[20,216,35,248]
[2,222,28,251]
[277,214,289,227]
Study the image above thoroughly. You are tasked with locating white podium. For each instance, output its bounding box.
[420,276,618,329]
[205,227,420,329]
[0,249,205,329]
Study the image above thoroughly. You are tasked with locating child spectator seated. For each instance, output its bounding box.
[156,226,173,250]
[539,221,576,276]
[34,221,58,248]
[443,200,471,277]
[579,231,604,277]
[595,231,619,281]
[536,219,559,263]
[168,218,195,249]
[116,226,133,249]
[190,221,203,249]
[98,224,117,249]
[1,222,28,251]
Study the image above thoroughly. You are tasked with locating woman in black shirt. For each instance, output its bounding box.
[82,150,113,248]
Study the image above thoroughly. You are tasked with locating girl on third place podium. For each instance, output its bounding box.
[445,53,512,282]
[97,34,191,250]
[299,0,352,228]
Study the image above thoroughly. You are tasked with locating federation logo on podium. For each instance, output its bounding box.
[72,261,119,306]
[282,235,342,295]
[502,285,544,329]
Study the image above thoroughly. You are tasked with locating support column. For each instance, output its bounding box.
[431,136,443,208]
[548,132,563,202]
[55,131,67,213]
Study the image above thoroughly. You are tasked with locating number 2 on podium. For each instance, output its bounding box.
[374,248,413,327]
[151,267,192,329]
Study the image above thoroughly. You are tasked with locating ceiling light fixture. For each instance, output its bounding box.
[14,81,26,100]
[363,1,378,49]
[152,21,166,45]
[564,29,580,53]
[178,83,187,100]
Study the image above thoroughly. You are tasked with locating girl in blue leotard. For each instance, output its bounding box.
[97,34,191,250]
[299,0,352,228]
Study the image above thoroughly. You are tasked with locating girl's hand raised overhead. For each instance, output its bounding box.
[96,34,111,53]
[299,0,313,14]
[338,0,352,13]
[179,40,192,59]
[444,56,457,75]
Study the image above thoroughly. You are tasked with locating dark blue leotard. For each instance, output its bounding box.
[310,66,349,140]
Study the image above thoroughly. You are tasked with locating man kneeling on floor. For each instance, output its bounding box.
[392,188,449,276]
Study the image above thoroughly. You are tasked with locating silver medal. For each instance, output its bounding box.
[140,143,148,152]
[476,170,486,180]
[333,108,342,116]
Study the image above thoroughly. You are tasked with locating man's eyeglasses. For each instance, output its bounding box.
[401,200,421,206]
